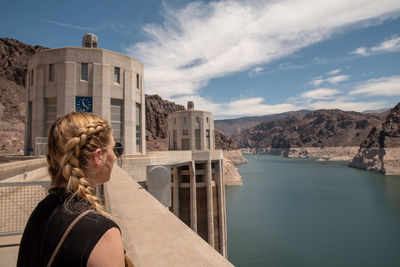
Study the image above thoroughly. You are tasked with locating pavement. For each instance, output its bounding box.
[0,234,21,266]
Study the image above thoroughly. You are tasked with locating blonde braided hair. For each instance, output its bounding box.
[47,112,112,216]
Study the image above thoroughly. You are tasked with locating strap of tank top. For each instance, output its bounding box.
[46,209,94,267]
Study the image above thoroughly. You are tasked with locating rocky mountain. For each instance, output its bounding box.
[215,110,311,136]
[237,109,386,150]
[350,102,400,175]
[0,38,46,87]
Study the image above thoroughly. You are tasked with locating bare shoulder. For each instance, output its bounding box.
[87,227,125,267]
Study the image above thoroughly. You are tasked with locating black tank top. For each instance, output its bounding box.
[17,187,119,267]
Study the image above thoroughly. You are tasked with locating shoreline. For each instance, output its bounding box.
[242,146,360,162]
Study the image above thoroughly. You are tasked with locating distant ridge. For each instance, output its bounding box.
[362,108,389,114]
[215,110,311,136]
[236,109,386,149]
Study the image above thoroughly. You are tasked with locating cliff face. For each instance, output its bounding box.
[0,38,44,152]
[215,129,238,150]
[350,102,400,175]
[237,109,385,150]
[145,94,185,151]
[0,76,25,151]
[222,149,247,186]
[0,38,46,87]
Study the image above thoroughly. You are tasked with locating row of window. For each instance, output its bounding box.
[28,64,142,89]
[171,129,212,150]
[173,116,210,125]
[81,64,142,89]
[182,128,211,136]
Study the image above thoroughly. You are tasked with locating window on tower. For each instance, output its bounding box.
[81,63,88,81]
[114,67,120,84]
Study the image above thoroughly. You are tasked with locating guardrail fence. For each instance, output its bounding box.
[0,181,50,236]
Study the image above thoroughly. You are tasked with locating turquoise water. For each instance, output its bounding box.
[226,154,400,267]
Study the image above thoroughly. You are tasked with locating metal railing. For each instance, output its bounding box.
[0,181,50,236]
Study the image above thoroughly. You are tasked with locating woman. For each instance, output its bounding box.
[17,112,125,267]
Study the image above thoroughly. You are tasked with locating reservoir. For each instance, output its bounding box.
[226,154,400,267]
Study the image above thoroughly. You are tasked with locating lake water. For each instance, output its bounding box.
[226,154,400,267]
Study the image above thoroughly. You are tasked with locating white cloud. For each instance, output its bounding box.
[350,75,400,96]
[350,36,400,56]
[310,78,324,86]
[301,88,341,99]
[127,0,400,103]
[349,47,368,56]
[309,74,350,86]
[171,95,299,117]
[326,75,350,84]
[327,69,341,76]
[371,36,400,52]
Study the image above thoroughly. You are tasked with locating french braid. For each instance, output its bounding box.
[47,112,112,217]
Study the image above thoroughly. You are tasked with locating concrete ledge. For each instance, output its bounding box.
[0,158,47,181]
[106,165,233,267]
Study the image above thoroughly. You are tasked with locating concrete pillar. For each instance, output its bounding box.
[24,71,30,155]
[189,160,197,232]
[207,158,215,247]
[216,159,227,257]
[140,77,146,154]
[59,62,76,115]
[221,158,227,256]
[172,167,179,216]
[123,69,134,155]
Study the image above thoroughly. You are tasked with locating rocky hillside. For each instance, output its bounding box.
[0,76,26,151]
[0,38,45,151]
[350,102,400,175]
[215,110,311,136]
[237,109,386,150]
[0,38,45,86]
[215,129,238,150]
[145,95,185,151]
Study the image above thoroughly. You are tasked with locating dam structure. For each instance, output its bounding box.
[0,34,231,266]
[157,101,226,255]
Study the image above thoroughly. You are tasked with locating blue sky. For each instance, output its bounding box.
[2,0,400,119]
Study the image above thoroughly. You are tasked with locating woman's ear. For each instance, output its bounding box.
[93,148,103,167]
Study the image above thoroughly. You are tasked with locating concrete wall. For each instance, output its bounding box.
[121,150,223,181]
[168,110,215,151]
